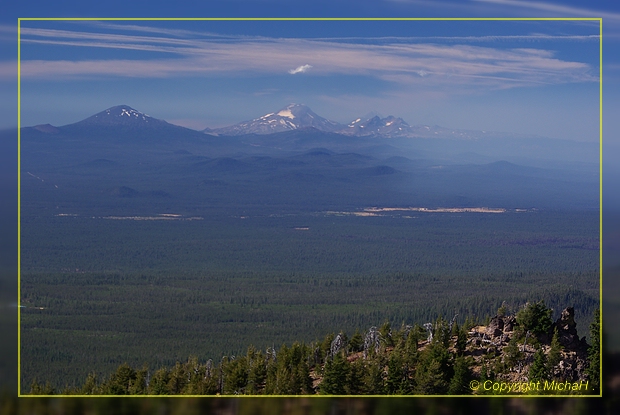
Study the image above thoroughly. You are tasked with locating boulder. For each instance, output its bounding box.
[503,315,516,332]
[486,316,504,338]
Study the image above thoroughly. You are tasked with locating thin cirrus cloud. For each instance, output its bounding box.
[289,64,313,74]
[16,24,598,90]
[471,0,620,22]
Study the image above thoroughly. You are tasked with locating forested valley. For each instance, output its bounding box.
[20,211,599,393]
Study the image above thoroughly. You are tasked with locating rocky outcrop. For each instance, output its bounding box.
[485,316,504,337]
[554,307,589,352]
[464,307,592,386]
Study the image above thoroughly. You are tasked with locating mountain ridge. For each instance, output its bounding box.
[23,103,595,146]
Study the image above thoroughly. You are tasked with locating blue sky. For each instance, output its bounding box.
[10,18,601,144]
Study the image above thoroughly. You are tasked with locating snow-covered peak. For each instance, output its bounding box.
[100,105,151,121]
[348,118,362,127]
[277,109,296,119]
[72,105,176,129]
[210,103,343,136]
[341,114,412,137]
[119,107,148,118]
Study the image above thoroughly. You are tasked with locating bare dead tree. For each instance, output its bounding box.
[266,345,277,364]
[363,326,381,359]
[424,322,433,343]
[205,359,213,379]
[403,324,413,339]
[330,332,346,358]
[449,313,459,333]
[520,331,530,352]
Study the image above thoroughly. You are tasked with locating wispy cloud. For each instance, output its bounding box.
[472,0,620,21]
[288,64,312,74]
[17,22,598,91]
[0,61,16,80]
[388,0,619,22]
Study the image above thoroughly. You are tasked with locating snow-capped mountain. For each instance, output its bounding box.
[25,105,207,144]
[205,104,422,138]
[59,104,501,141]
[206,104,344,136]
[72,105,170,128]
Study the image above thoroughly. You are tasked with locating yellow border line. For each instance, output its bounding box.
[17,17,603,398]
[17,17,601,21]
[599,17,604,398]
[17,17,22,398]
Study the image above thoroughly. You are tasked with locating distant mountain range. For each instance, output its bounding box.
[203,103,418,138]
[202,103,497,139]
[22,104,599,169]
[26,103,591,144]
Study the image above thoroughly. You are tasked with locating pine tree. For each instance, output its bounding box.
[363,357,386,395]
[246,347,267,394]
[379,321,394,347]
[346,358,367,395]
[200,367,220,395]
[183,357,206,395]
[529,347,548,383]
[455,323,468,356]
[497,302,507,317]
[320,333,335,361]
[547,328,562,373]
[29,379,55,395]
[476,364,491,395]
[416,359,449,394]
[80,372,99,395]
[349,329,364,353]
[129,366,148,395]
[103,363,136,395]
[320,353,349,395]
[504,334,523,368]
[516,300,553,337]
[223,356,249,394]
[448,356,472,395]
[148,367,170,395]
[414,341,451,394]
[385,353,403,395]
[264,356,279,395]
[403,325,419,365]
[168,361,188,394]
[296,360,314,395]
